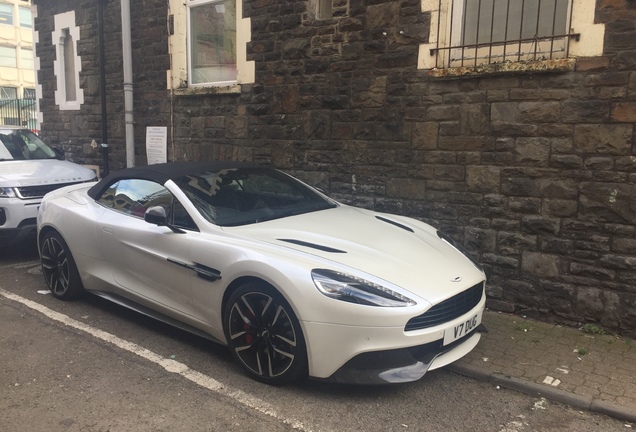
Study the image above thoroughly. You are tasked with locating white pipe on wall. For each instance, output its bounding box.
[121,0,135,167]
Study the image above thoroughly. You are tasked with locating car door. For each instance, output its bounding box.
[94,178,198,316]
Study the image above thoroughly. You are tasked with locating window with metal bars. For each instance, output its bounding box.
[430,0,580,69]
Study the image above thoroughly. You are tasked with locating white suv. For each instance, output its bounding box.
[0,126,97,247]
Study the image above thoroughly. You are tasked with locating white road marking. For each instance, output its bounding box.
[499,418,527,432]
[0,260,39,269]
[542,376,561,386]
[0,288,317,432]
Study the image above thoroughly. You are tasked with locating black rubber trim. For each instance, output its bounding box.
[278,238,346,253]
[167,258,222,281]
[375,216,415,233]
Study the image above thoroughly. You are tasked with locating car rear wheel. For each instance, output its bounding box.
[40,231,83,300]
[224,283,307,385]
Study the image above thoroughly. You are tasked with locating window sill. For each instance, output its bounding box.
[172,84,241,97]
[424,58,576,78]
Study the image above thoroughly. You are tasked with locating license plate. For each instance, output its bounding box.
[443,311,482,346]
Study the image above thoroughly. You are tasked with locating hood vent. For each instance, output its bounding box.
[375,216,414,233]
[279,239,346,253]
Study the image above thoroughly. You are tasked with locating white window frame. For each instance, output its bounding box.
[52,11,84,110]
[419,0,605,71]
[168,0,254,92]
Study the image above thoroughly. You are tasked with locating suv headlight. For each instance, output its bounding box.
[0,187,16,198]
[311,269,416,307]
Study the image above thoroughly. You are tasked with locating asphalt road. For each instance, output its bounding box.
[0,243,630,432]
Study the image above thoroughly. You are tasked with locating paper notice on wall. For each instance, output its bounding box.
[146,126,167,165]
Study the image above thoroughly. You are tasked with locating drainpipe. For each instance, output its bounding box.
[98,0,109,176]
[120,0,135,167]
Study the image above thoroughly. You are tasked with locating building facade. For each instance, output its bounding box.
[31,0,636,336]
[0,0,36,129]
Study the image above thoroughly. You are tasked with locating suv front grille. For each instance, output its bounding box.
[16,182,84,199]
[405,282,484,332]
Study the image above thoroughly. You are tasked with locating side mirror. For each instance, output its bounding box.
[145,206,168,225]
[145,206,186,234]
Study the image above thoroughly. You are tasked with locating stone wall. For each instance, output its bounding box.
[33,0,636,336]
[34,0,170,171]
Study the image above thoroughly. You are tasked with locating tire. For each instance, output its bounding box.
[223,283,308,385]
[40,231,84,300]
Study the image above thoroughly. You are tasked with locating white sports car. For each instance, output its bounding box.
[37,161,487,385]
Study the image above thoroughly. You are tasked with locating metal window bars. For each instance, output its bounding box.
[0,98,38,129]
[430,0,580,69]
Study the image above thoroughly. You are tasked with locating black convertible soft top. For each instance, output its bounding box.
[87,161,261,200]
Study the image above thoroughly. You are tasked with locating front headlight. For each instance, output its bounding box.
[311,269,416,307]
[0,187,16,198]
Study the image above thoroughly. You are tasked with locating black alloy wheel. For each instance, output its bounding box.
[40,231,83,300]
[224,283,307,385]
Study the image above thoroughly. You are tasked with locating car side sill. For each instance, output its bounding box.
[89,290,223,344]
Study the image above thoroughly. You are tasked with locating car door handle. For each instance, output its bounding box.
[102,227,113,234]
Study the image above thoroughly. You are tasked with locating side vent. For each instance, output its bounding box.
[375,216,414,233]
[279,239,346,253]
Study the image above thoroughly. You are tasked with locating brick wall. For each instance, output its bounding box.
[34,0,636,336]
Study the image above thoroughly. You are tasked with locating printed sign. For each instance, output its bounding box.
[146,126,167,165]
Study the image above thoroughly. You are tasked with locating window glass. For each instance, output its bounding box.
[98,182,118,209]
[188,0,237,85]
[317,0,332,19]
[0,46,17,68]
[172,199,198,230]
[444,0,571,66]
[98,179,172,217]
[0,4,13,26]
[421,0,603,70]
[23,88,35,99]
[19,7,31,28]
[20,48,33,70]
[0,86,17,99]
[98,179,198,230]
[0,129,56,160]
[62,29,77,102]
[461,0,568,45]
[177,167,336,227]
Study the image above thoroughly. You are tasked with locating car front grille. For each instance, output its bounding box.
[16,182,83,199]
[405,282,484,332]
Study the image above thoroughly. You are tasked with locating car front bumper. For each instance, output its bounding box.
[324,326,485,384]
[0,196,40,247]
[302,296,486,384]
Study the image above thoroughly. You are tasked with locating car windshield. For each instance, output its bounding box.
[0,129,57,161]
[176,167,337,226]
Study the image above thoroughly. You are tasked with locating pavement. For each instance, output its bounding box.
[447,310,636,424]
